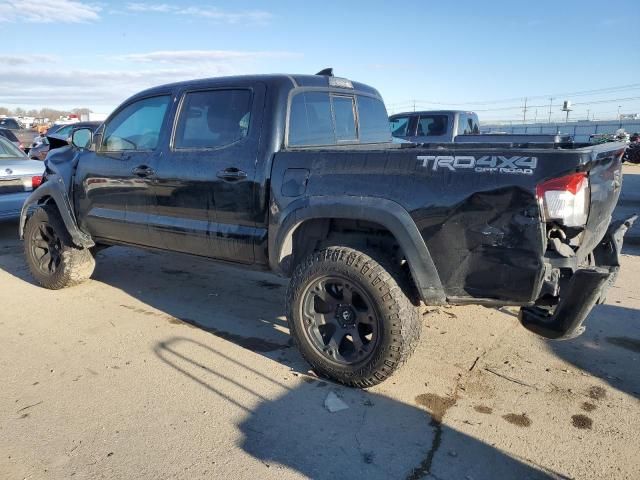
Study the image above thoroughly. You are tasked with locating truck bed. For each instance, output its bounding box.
[273,141,626,303]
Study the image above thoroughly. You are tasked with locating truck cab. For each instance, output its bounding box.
[389,110,480,143]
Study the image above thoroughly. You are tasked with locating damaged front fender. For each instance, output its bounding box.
[19,173,94,248]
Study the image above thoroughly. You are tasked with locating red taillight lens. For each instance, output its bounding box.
[536,172,589,227]
[32,176,43,189]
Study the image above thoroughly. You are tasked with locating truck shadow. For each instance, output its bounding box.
[154,336,563,480]
[547,303,640,400]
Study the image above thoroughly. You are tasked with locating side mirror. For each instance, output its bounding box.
[71,128,93,149]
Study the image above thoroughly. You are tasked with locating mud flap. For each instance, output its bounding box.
[519,214,637,340]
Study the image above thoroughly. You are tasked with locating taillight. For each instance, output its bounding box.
[32,176,43,189]
[536,172,589,227]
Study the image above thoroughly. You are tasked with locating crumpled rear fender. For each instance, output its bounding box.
[19,174,94,248]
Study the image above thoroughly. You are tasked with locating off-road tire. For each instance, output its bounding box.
[24,205,95,289]
[286,246,422,388]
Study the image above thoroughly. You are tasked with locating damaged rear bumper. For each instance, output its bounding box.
[519,214,637,340]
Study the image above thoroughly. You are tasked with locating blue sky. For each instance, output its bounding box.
[1,0,639,122]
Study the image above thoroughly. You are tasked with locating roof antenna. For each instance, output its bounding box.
[315,68,334,77]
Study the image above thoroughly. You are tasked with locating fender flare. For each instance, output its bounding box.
[269,195,445,305]
[19,174,94,248]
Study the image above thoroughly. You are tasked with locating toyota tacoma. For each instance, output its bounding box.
[19,70,635,387]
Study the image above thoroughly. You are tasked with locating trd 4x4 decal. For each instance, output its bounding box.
[417,155,538,175]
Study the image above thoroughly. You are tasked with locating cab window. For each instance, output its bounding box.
[102,95,170,152]
[457,114,480,135]
[417,115,448,137]
[174,89,252,149]
[389,116,410,137]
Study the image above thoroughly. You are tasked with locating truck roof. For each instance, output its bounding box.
[389,110,477,118]
[128,73,382,103]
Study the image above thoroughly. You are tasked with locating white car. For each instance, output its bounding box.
[0,136,45,220]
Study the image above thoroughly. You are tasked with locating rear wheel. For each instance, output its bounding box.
[24,206,95,289]
[286,246,421,388]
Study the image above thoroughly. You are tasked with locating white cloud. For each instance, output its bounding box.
[0,0,101,23]
[0,65,232,107]
[125,2,273,24]
[0,54,54,65]
[117,49,299,64]
[126,2,173,13]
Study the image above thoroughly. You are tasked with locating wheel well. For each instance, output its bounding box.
[282,218,420,304]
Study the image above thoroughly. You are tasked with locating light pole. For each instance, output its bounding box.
[562,100,572,123]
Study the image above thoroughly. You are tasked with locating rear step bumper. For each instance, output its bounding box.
[519,214,637,340]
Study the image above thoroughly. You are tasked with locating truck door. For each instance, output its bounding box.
[151,84,265,262]
[74,94,171,246]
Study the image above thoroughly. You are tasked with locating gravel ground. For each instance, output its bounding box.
[0,218,639,480]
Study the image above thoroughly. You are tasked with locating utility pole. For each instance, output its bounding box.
[413,100,416,112]
[548,97,553,123]
[586,109,590,121]
[617,105,621,120]
[522,97,528,123]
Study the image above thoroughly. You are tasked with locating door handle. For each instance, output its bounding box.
[217,168,247,181]
[131,165,155,177]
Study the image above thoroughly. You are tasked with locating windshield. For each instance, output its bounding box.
[0,136,26,158]
[0,118,21,130]
[0,128,19,142]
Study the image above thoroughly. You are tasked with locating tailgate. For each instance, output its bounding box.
[578,142,626,256]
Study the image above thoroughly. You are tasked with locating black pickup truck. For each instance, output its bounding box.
[19,71,635,387]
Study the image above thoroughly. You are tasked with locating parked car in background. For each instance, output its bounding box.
[389,110,480,143]
[0,128,24,150]
[0,137,44,221]
[0,117,37,151]
[29,121,102,161]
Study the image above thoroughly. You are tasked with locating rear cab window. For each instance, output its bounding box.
[417,114,448,137]
[288,90,390,147]
[174,89,252,150]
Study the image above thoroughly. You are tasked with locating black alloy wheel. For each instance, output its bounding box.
[300,275,380,366]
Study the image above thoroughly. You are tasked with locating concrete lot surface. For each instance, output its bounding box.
[1,216,639,479]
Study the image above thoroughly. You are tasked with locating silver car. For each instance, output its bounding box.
[0,136,45,221]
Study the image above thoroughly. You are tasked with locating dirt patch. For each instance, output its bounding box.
[502,413,531,427]
[581,402,597,412]
[606,336,640,353]
[415,393,457,424]
[474,405,493,414]
[571,414,593,430]
[588,386,607,400]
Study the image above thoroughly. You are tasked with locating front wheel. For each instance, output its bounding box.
[24,206,95,289]
[286,247,421,388]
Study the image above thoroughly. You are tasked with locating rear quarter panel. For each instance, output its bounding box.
[271,147,586,303]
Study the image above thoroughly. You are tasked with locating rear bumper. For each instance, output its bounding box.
[0,192,29,220]
[519,214,637,340]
